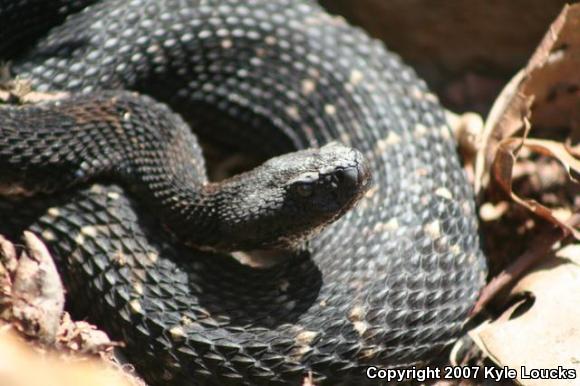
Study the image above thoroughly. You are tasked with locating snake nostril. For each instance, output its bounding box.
[336,166,358,187]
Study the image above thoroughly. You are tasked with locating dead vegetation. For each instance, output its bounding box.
[0,233,144,386]
[465,5,580,385]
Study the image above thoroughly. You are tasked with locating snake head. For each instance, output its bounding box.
[283,142,371,214]
[212,142,372,251]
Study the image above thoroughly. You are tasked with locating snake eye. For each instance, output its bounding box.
[295,183,314,197]
[288,172,318,197]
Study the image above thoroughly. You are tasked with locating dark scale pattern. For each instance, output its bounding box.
[0,93,370,251]
[0,0,98,56]
[0,0,487,385]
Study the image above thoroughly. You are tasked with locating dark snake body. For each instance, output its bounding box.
[0,0,487,385]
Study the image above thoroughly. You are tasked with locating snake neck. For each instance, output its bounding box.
[128,148,370,253]
[129,178,221,249]
[143,177,275,252]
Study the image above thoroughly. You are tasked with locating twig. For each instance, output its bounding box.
[470,213,580,316]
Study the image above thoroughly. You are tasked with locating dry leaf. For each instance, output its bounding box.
[491,136,580,239]
[470,254,580,386]
[0,232,64,344]
[475,3,580,238]
[522,138,580,183]
[474,70,531,193]
[472,4,580,372]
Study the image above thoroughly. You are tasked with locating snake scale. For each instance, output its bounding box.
[0,0,487,385]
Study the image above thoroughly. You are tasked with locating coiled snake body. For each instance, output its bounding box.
[0,1,487,385]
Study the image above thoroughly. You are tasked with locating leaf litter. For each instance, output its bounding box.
[463,4,580,386]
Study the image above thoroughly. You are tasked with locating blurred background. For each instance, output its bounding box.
[321,0,569,114]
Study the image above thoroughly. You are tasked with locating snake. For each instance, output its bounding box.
[0,0,487,385]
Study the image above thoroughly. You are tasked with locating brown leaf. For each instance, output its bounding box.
[476,3,580,239]
[474,72,532,193]
[10,232,65,344]
[522,138,580,183]
[470,252,580,386]
[475,4,580,193]
[491,135,580,239]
